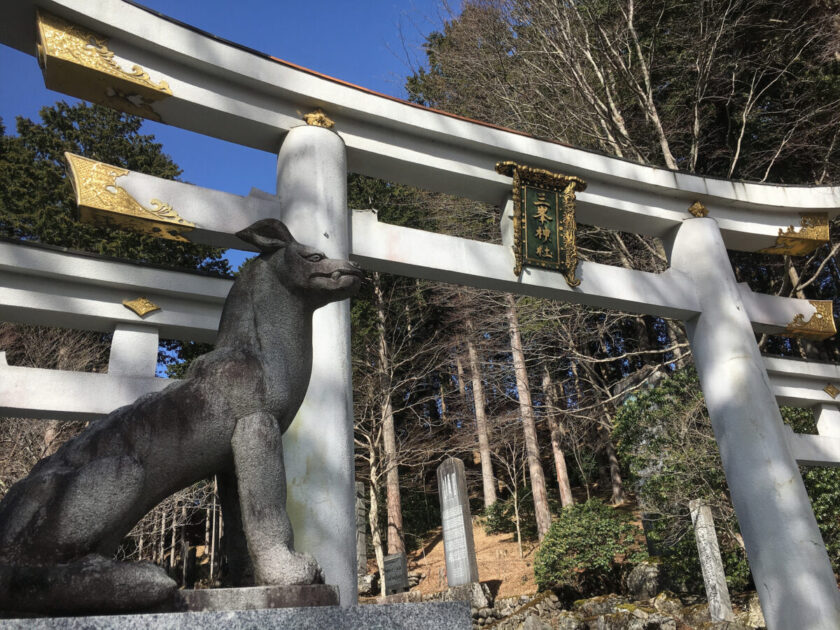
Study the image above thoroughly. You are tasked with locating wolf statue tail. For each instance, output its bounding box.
[0,554,176,616]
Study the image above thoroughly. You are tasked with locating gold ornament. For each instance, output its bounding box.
[758,214,830,256]
[785,300,836,341]
[36,11,172,121]
[823,383,840,400]
[303,109,335,129]
[687,201,708,218]
[65,153,194,242]
[122,297,161,317]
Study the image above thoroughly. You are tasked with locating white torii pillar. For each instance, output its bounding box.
[275,123,357,605]
[669,217,840,629]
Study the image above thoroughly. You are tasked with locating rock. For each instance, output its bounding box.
[680,602,712,626]
[554,611,587,630]
[646,613,678,629]
[572,594,630,616]
[357,572,379,597]
[469,582,493,609]
[625,560,662,600]
[519,614,551,630]
[614,603,655,619]
[744,593,765,628]
[408,570,425,588]
[589,611,633,629]
[652,592,683,617]
[440,581,492,610]
[590,610,676,630]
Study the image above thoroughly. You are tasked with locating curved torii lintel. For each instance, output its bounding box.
[0,0,838,255]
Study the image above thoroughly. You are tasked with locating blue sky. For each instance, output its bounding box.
[0,0,451,268]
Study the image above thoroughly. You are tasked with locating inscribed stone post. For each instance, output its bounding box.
[383,552,409,594]
[689,499,734,622]
[355,482,367,577]
[436,457,479,587]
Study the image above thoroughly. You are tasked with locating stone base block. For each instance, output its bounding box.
[0,601,471,629]
[172,584,339,611]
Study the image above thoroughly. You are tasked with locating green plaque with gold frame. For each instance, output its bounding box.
[496,161,586,287]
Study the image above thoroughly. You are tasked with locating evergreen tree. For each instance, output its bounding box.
[0,101,229,274]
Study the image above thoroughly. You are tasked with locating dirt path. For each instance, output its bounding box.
[404,520,539,600]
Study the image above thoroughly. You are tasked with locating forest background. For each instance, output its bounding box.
[1,0,840,600]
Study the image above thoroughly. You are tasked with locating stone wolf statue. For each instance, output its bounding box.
[0,219,362,614]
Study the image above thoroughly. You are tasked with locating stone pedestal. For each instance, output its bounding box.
[436,458,479,587]
[0,601,470,629]
[173,584,339,611]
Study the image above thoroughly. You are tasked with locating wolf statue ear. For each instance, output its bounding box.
[236,219,296,252]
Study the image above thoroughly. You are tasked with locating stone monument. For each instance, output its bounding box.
[383,552,410,595]
[0,220,362,615]
[689,499,734,622]
[436,458,479,587]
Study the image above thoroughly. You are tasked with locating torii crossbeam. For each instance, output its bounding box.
[2,2,840,626]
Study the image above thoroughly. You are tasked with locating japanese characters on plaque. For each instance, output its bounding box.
[496,161,586,287]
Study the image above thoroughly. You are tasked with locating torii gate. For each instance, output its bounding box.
[2,2,840,627]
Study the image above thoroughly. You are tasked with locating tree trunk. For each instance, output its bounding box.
[455,350,467,401]
[158,509,166,567]
[209,477,218,583]
[373,273,404,555]
[513,487,523,558]
[368,442,386,597]
[505,293,552,539]
[541,366,574,508]
[466,318,497,508]
[151,517,159,564]
[603,425,626,505]
[179,504,187,585]
[169,501,178,572]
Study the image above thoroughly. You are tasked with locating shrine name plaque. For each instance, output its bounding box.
[496,161,586,287]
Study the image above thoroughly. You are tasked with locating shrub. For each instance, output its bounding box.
[534,499,646,595]
[612,367,840,594]
[482,487,539,541]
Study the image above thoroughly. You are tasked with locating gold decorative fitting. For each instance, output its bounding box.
[824,383,840,399]
[758,213,830,256]
[122,297,161,317]
[36,11,172,121]
[496,161,586,287]
[785,300,836,341]
[687,201,708,218]
[65,153,195,241]
[303,109,335,129]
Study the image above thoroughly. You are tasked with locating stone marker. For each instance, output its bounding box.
[689,499,734,622]
[356,482,367,577]
[384,552,410,595]
[436,458,479,587]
